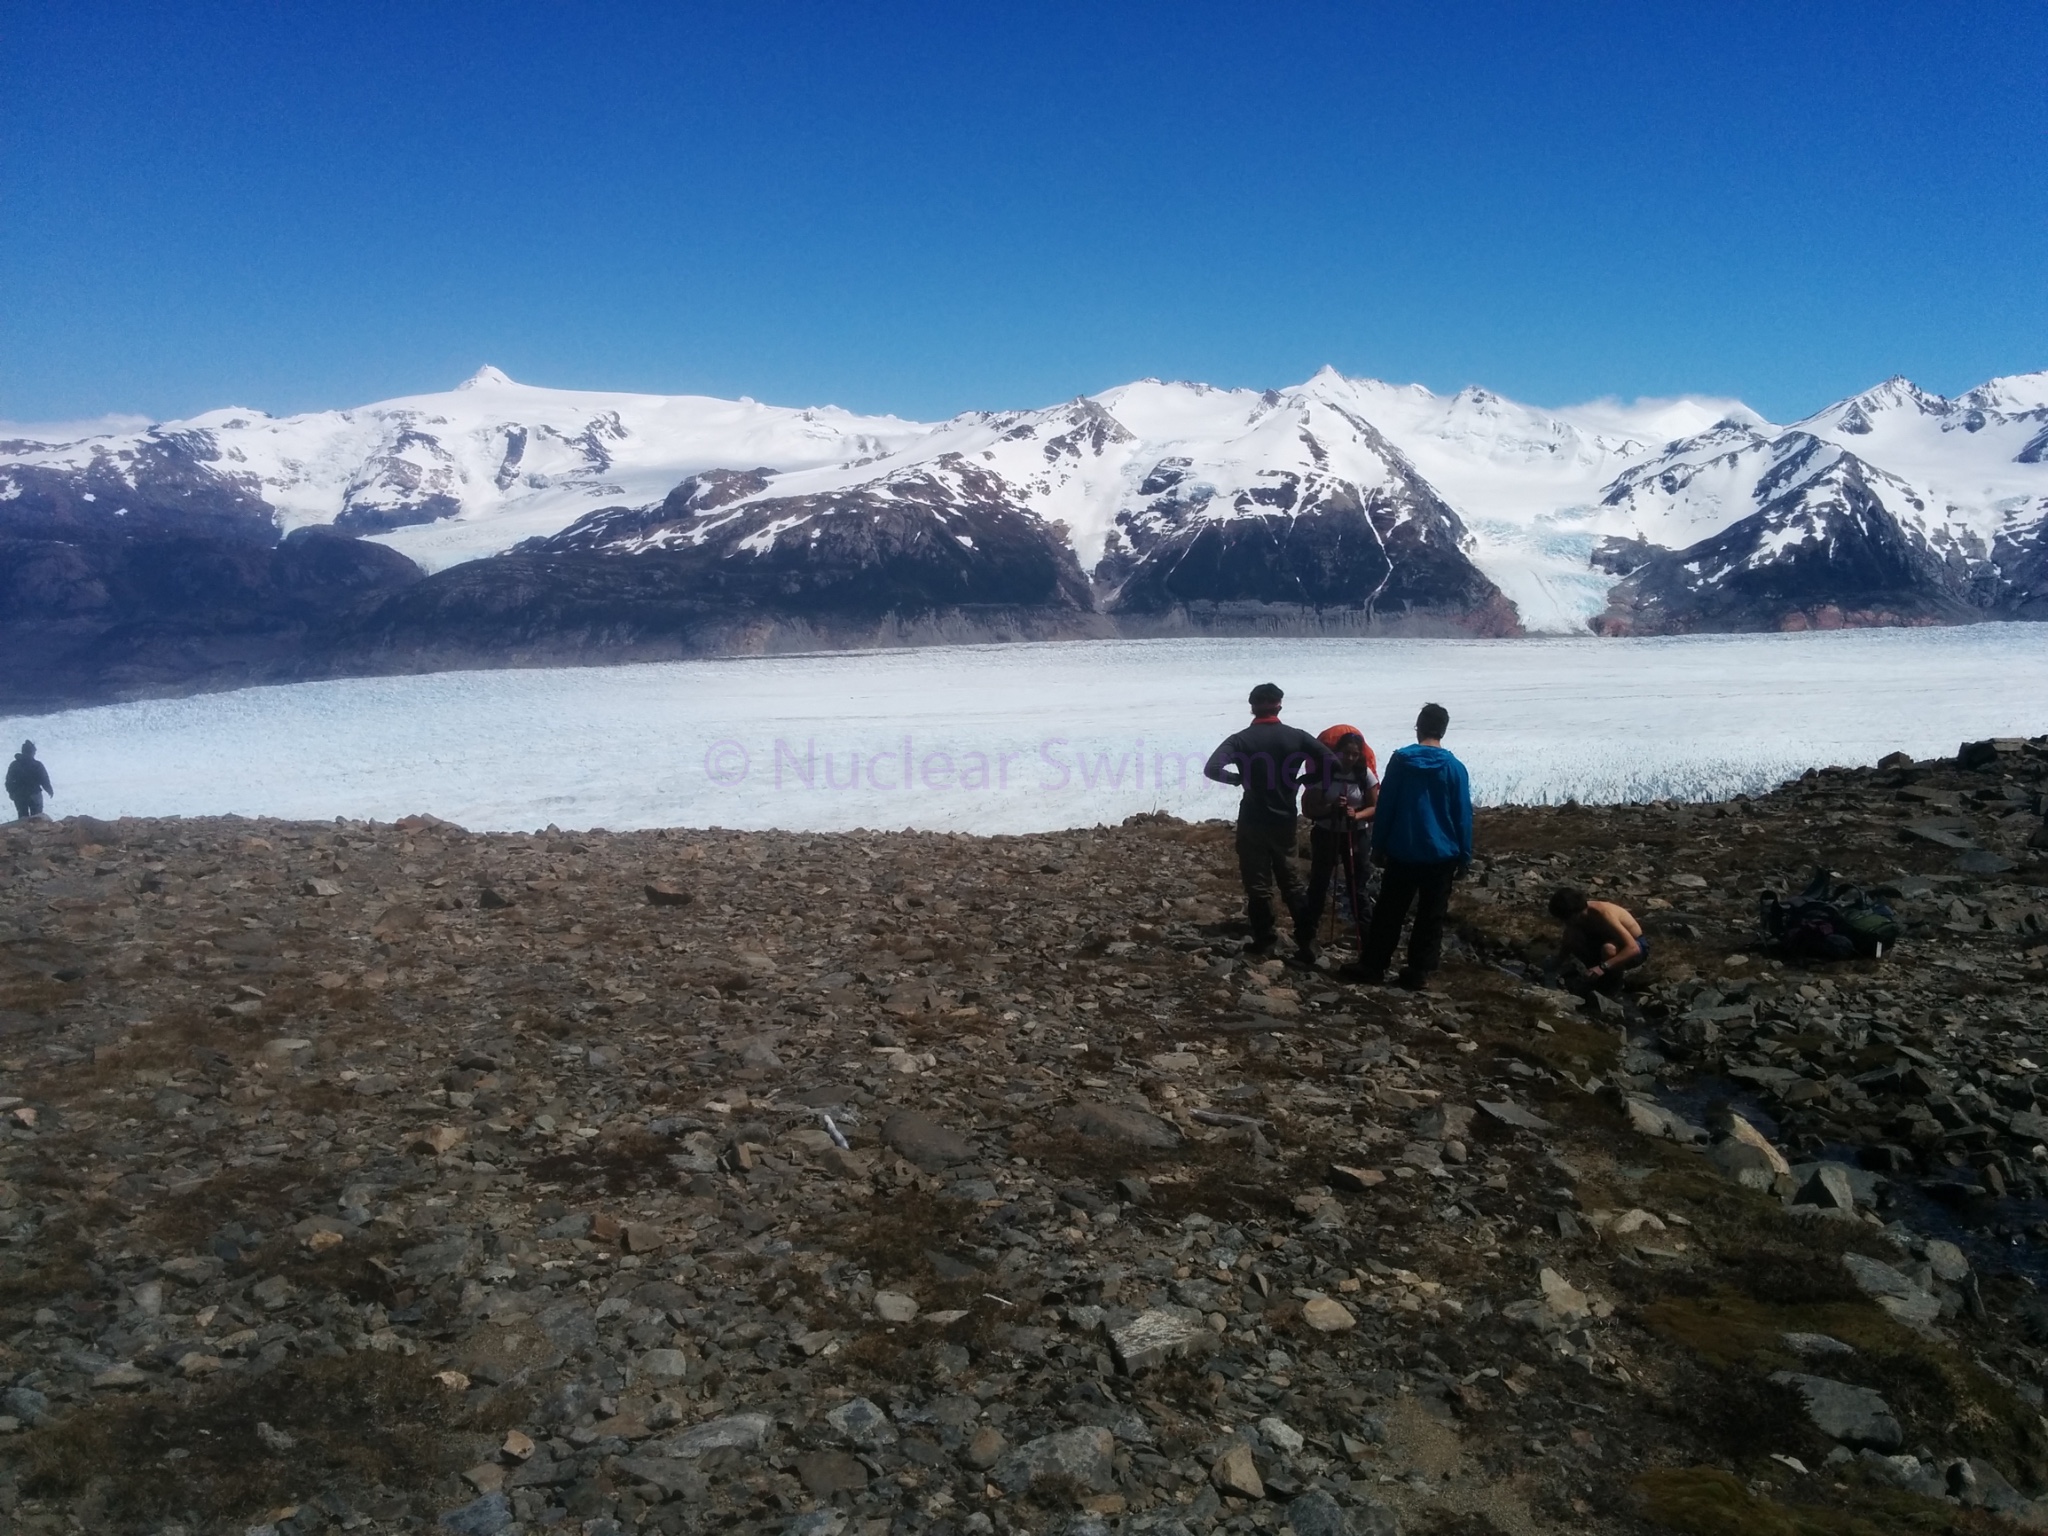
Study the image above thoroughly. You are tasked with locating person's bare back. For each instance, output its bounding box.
[1548,886,1647,986]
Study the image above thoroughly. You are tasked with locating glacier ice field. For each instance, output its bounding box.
[7,627,2048,835]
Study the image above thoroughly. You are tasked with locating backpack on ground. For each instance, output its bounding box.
[1758,867,1900,961]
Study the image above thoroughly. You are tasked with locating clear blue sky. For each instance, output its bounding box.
[4,1,2045,426]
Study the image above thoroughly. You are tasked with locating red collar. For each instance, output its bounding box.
[1252,715,1279,723]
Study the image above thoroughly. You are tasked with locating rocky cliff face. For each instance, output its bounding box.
[319,459,1110,675]
[0,452,422,708]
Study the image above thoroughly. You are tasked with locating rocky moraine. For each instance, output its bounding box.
[3,738,2048,1535]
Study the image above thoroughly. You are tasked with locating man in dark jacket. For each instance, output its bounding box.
[6,741,53,820]
[1355,703,1472,989]
[1204,683,1338,956]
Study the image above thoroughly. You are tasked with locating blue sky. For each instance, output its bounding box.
[4,1,2044,426]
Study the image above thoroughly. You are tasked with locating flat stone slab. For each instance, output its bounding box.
[882,1109,974,1168]
[825,1396,896,1446]
[659,1411,774,1458]
[1955,849,2015,875]
[1109,1306,1208,1372]
[1479,1100,1553,1131]
[1781,1332,1856,1358]
[1052,1101,1183,1149]
[990,1426,1115,1496]
[1770,1372,1903,1451]
[1902,817,1977,849]
[1841,1253,1917,1300]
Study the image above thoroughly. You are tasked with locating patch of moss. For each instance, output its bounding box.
[1642,1290,2048,1491]
[1639,1464,2013,1536]
[22,1351,523,1531]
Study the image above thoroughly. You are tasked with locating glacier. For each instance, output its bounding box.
[6,628,2046,835]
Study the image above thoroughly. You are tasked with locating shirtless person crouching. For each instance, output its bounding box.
[1548,887,1647,994]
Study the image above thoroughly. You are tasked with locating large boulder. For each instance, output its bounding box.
[990,1426,1116,1499]
[1769,1373,1903,1452]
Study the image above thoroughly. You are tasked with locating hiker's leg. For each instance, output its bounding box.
[1272,822,1305,939]
[1596,938,1650,993]
[1359,860,1419,978]
[1302,828,1336,932]
[1235,822,1278,946]
[1401,859,1459,980]
[1298,827,1336,954]
[1349,842,1375,947]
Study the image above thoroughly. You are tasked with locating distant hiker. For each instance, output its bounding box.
[1297,725,1379,965]
[1548,887,1647,994]
[1204,683,1339,957]
[1355,703,1472,990]
[6,741,51,821]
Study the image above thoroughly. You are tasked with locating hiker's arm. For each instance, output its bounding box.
[1203,741,1241,786]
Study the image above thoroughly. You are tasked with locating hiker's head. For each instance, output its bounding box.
[1333,731,1365,767]
[1416,703,1449,742]
[18,741,33,757]
[1248,683,1284,717]
[1549,886,1589,920]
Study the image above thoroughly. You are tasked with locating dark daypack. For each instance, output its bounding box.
[1759,868,1901,961]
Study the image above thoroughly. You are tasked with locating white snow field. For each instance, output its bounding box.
[6,628,2047,835]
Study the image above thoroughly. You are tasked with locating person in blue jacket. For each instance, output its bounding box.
[1354,703,1472,989]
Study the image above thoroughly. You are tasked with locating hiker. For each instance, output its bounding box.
[1548,887,1647,994]
[1297,725,1379,965]
[6,741,52,821]
[1203,683,1339,957]
[1355,703,1472,989]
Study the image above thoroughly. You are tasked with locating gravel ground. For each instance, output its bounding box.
[3,735,2048,1536]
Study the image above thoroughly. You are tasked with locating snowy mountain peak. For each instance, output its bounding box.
[459,365,518,391]
[1960,371,2048,415]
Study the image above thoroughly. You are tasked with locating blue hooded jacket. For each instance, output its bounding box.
[1370,743,1472,866]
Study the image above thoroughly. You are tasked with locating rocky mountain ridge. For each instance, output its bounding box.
[2,367,2043,706]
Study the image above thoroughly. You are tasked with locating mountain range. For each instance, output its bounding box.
[2,363,2044,706]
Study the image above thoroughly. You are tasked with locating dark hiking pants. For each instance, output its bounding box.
[1303,824,1371,949]
[10,793,40,821]
[1359,857,1459,980]
[1235,816,1304,946]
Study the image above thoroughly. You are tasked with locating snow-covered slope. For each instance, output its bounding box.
[0,366,935,569]
[6,364,2046,640]
[1585,372,2048,632]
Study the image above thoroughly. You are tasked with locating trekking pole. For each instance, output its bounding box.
[1324,855,1338,947]
[1325,811,1350,948]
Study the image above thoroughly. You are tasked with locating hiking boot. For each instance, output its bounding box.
[1336,963,1382,985]
[1395,968,1430,992]
[1287,945,1318,971]
[1245,935,1278,958]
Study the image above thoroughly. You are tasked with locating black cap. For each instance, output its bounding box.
[1248,683,1283,710]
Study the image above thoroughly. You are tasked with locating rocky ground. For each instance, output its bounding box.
[3,735,2048,1536]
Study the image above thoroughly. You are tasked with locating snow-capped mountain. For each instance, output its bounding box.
[0,366,934,559]
[2,363,2044,705]
[1589,374,2048,633]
